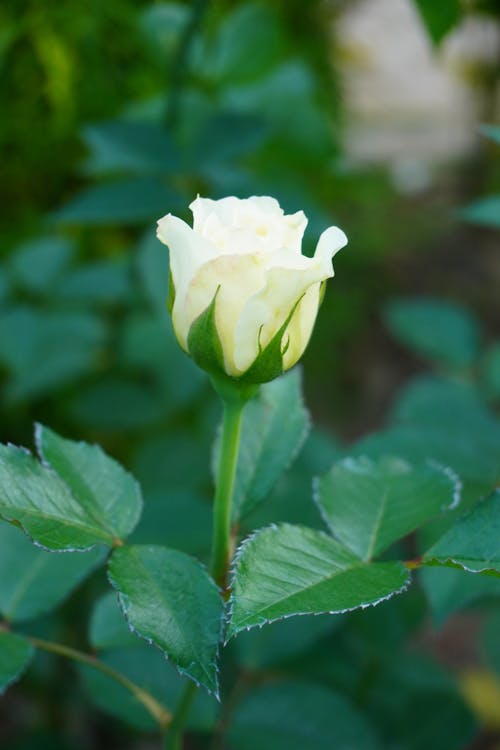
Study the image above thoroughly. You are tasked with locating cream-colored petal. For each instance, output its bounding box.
[175,253,267,371]
[190,196,241,232]
[281,283,321,370]
[157,214,219,347]
[314,225,348,264]
[233,258,331,374]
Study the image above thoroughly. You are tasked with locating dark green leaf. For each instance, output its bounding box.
[56,258,132,304]
[384,298,481,369]
[424,491,500,573]
[69,377,160,432]
[316,456,459,561]
[108,545,223,695]
[0,307,106,401]
[233,613,337,670]
[82,120,179,175]
[89,592,139,651]
[228,524,410,638]
[220,370,309,522]
[53,177,181,226]
[227,681,380,750]
[79,645,217,731]
[420,566,500,626]
[0,631,33,695]
[136,230,169,316]
[206,4,285,84]
[8,236,75,294]
[0,523,105,622]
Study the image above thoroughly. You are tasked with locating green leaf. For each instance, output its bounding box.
[354,377,500,500]
[82,119,179,176]
[460,195,500,229]
[228,524,410,638]
[384,298,481,369]
[480,124,500,144]
[0,631,33,695]
[216,370,309,522]
[69,377,160,432]
[481,341,500,401]
[37,424,142,545]
[423,490,500,573]
[56,258,132,304]
[136,230,169,316]
[79,645,217,732]
[0,523,105,622]
[108,545,223,695]
[227,681,381,750]
[420,566,500,627]
[205,4,285,85]
[233,613,337,670]
[140,3,190,59]
[0,426,141,550]
[89,592,139,651]
[0,307,106,402]
[8,236,75,294]
[316,456,459,562]
[413,0,461,45]
[53,177,181,226]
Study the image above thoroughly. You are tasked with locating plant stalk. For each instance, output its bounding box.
[165,392,247,749]
[29,635,171,729]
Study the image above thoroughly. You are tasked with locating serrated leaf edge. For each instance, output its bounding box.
[106,547,223,699]
[225,523,412,642]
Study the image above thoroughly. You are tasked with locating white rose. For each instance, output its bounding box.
[156,196,347,383]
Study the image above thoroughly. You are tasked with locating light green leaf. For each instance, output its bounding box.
[384,298,481,369]
[108,545,223,695]
[82,120,179,176]
[0,426,141,550]
[0,523,105,622]
[228,524,410,638]
[227,681,381,750]
[53,177,181,226]
[316,456,459,561]
[0,631,33,694]
[37,424,142,545]
[460,195,500,229]
[424,490,500,573]
[481,341,500,401]
[221,370,309,522]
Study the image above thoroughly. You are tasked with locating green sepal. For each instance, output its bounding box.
[239,297,302,385]
[187,288,226,377]
[167,270,175,314]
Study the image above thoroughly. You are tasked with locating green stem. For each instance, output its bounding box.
[210,399,245,588]
[164,390,249,749]
[28,635,171,729]
[164,681,198,750]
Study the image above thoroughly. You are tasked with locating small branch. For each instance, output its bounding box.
[404,557,423,570]
[28,635,171,729]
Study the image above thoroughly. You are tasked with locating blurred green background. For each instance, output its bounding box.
[0,0,499,748]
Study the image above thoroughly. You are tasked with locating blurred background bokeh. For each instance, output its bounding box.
[1,0,499,748]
